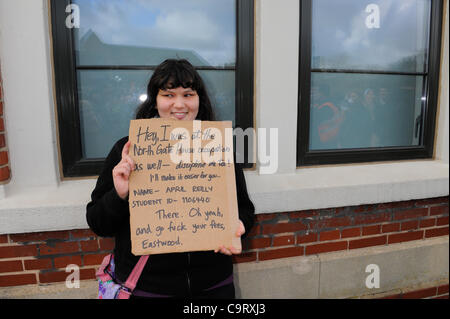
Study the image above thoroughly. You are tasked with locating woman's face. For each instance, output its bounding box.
[156,86,199,120]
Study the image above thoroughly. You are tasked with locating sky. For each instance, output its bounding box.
[73,0,236,66]
[311,0,431,72]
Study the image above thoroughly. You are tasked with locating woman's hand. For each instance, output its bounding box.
[214,220,245,256]
[112,141,134,200]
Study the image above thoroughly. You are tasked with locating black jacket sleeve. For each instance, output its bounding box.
[234,162,255,238]
[86,137,130,237]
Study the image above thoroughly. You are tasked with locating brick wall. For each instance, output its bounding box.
[0,196,448,298]
[235,196,449,263]
[0,64,11,183]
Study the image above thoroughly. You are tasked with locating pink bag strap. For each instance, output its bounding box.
[123,255,149,293]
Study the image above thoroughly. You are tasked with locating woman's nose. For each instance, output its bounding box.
[173,96,185,108]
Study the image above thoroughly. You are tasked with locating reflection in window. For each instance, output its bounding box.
[309,73,423,150]
[73,0,236,67]
[72,0,237,159]
[309,0,431,151]
[311,0,430,72]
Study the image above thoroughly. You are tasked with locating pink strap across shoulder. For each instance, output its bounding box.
[123,255,149,292]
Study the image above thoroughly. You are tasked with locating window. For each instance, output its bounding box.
[297,0,443,166]
[50,0,253,177]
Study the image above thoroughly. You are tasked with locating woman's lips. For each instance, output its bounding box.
[172,112,188,120]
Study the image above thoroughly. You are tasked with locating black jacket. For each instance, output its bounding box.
[86,136,255,296]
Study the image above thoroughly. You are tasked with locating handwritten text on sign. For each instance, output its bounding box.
[128,119,240,256]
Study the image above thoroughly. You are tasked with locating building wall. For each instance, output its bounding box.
[0,196,448,299]
[0,0,448,298]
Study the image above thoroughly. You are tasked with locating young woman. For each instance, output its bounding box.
[86,59,255,298]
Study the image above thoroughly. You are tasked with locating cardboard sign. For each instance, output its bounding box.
[128,118,241,256]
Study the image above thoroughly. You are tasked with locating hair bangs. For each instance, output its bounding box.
[159,65,200,91]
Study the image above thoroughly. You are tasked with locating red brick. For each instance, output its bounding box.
[424,227,449,238]
[54,255,82,269]
[246,237,271,250]
[83,253,109,266]
[10,231,70,243]
[320,230,340,241]
[349,235,386,250]
[38,242,79,256]
[419,218,436,228]
[273,235,295,247]
[262,221,307,234]
[401,220,419,231]
[388,231,423,244]
[341,227,361,238]
[354,212,391,226]
[38,270,67,284]
[402,287,437,299]
[305,241,348,255]
[98,238,115,251]
[381,223,401,233]
[288,210,319,219]
[80,268,96,280]
[0,260,23,273]
[353,204,376,213]
[362,225,381,236]
[0,245,38,258]
[415,197,449,206]
[39,268,95,284]
[310,216,352,229]
[0,118,4,132]
[0,273,37,287]
[437,284,449,295]
[246,225,261,237]
[0,151,8,165]
[297,232,318,244]
[0,234,8,244]
[24,258,52,271]
[232,252,257,264]
[0,134,5,148]
[255,213,280,222]
[0,166,10,181]
[436,216,449,226]
[430,206,449,216]
[393,208,428,221]
[258,246,304,261]
[70,229,97,239]
[377,200,415,210]
[80,240,99,252]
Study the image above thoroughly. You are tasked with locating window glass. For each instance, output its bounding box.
[78,70,151,158]
[309,73,424,150]
[72,0,237,159]
[73,0,236,67]
[308,0,431,152]
[78,70,235,158]
[311,0,431,73]
[198,70,236,124]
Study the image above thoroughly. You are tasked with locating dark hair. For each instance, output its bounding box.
[135,59,215,121]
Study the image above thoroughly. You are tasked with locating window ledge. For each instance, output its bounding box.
[0,180,96,235]
[0,160,448,235]
[245,159,449,214]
